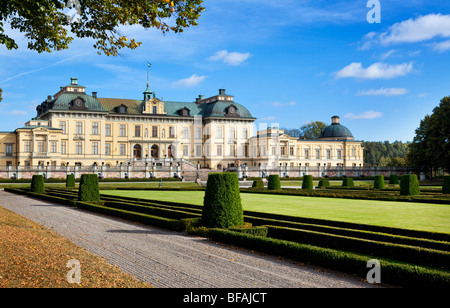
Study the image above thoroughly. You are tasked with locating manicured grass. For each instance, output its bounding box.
[0,181,198,190]
[0,206,151,288]
[101,190,450,234]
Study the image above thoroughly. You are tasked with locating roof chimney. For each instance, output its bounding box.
[92,92,97,98]
[71,77,78,85]
[331,116,340,124]
[219,89,226,95]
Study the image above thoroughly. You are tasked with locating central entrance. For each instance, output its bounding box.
[133,144,142,159]
[151,145,159,158]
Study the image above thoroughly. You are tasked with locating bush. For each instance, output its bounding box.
[318,179,330,188]
[78,174,100,201]
[443,176,450,194]
[400,174,421,196]
[342,178,354,187]
[301,175,314,189]
[267,175,281,190]
[373,175,385,189]
[66,174,75,188]
[202,173,244,228]
[252,179,264,189]
[30,175,45,193]
[389,174,399,185]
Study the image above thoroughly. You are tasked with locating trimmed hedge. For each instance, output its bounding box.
[342,178,354,187]
[373,175,385,189]
[78,174,100,201]
[66,174,75,188]
[443,176,450,194]
[30,175,45,193]
[389,174,399,185]
[252,179,264,189]
[318,179,330,188]
[301,175,314,190]
[400,174,420,196]
[267,175,281,190]
[202,173,244,228]
[207,228,450,288]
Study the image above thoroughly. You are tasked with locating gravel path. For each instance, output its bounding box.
[0,190,383,288]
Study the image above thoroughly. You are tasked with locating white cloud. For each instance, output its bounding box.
[171,74,207,88]
[335,62,413,80]
[208,50,251,66]
[360,14,450,50]
[8,110,28,116]
[344,111,383,120]
[433,40,450,52]
[356,88,409,96]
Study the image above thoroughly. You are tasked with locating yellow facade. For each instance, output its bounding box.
[0,78,363,172]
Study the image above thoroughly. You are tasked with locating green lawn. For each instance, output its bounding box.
[101,190,450,234]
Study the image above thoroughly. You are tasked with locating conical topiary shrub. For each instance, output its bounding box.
[400,174,420,196]
[302,175,314,189]
[66,174,75,188]
[267,175,281,190]
[78,174,100,201]
[373,175,385,189]
[202,173,243,228]
[31,175,45,193]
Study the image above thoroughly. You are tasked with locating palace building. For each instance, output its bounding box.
[0,78,363,173]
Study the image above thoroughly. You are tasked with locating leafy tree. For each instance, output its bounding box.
[299,121,327,139]
[407,96,450,175]
[363,141,409,167]
[0,0,204,100]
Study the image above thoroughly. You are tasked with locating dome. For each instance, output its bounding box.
[319,116,354,140]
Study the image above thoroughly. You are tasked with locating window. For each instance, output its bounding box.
[5,144,13,156]
[92,142,99,155]
[76,122,83,135]
[38,142,45,153]
[92,122,99,135]
[280,147,286,156]
[337,149,342,160]
[271,146,276,156]
[105,124,112,136]
[120,125,126,137]
[183,145,189,157]
[351,147,356,157]
[152,126,158,137]
[120,144,126,156]
[243,128,248,139]
[195,127,201,139]
[51,142,57,153]
[61,142,66,154]
[105,143,111,156]
[290,146,294,156]
[59,121,66,134]
[169,126,175,138]
[76,142,83,154]
[315,149,320,159]
[24,142,31,153]
[229,127,235,139]
[153,106,157,114]
[304,149,310,159]
[326,149,331,160]
[135,125,141,137]
[217,144,223,156]
[243,144,249,157]
[196,145,202,157]
[230,144,236,157]
[183,127,189,139]
[216,127,223,138]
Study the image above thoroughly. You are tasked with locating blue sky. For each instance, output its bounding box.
[1,0,449,142]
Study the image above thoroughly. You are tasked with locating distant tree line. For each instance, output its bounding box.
[362,141,410,167]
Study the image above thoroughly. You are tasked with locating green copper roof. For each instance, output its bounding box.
[319,123,354,140]
[51,93,106,112]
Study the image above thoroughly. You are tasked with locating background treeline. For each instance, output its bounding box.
[362,141,410,167]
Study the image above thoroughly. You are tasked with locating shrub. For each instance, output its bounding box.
[252,179,264,189]
[78,174,100,201]
[318,179,330,188]
[30,175,45,193]
[443,176,450,194]
[373,175,385,189]
[202,173,244,228]
[66,174,75,188]
[342,178,354,187]
[400,174,420,196]
[267,175,281,190]
[389,174,399,185]
[301,175,314,190]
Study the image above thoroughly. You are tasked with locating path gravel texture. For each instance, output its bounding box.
[0,190,384,288]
